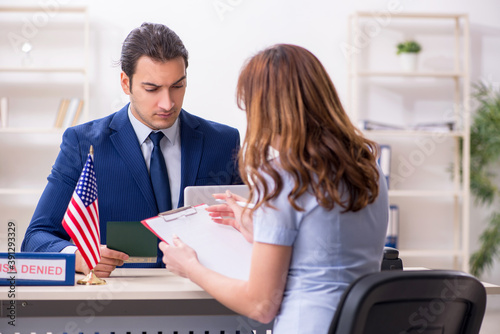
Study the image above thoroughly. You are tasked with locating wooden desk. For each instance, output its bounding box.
[481,281,500,295]
[2,268,498,333]
[0,268,272,333]
[405,267,500,295]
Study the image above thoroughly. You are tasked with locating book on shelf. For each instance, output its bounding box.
[54,98,84,128]
[361,119,455,133]
[377,144,391,189]
[0,97,8,128]
[70,99,84,126]
[54,98,69,128]
[411,121,455,132]
[385,205,399,249]
[62,98,83,128]
[360,120,405,131]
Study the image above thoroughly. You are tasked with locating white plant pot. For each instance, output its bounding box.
[399,53,419,72]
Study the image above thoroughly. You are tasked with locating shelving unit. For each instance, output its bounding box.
[0,6,89,132]
[0,6,89,250]
[347,12,470,271]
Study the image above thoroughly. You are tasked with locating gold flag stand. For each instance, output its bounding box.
[77,269,107,285]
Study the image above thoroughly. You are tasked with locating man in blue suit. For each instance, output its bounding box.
[21,23,241,277]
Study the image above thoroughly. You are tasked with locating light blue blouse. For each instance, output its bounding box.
[253,166,389,334]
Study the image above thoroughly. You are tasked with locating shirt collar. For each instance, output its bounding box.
[127,104,180,145]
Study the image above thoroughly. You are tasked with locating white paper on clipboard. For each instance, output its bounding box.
[141,204,252,280]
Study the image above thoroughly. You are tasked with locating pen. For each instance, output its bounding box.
[215,199,255,208]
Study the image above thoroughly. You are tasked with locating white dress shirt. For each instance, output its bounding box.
[128,105,182,210]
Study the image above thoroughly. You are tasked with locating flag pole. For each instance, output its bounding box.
[75,145,106,285]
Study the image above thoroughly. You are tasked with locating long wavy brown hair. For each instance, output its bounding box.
[237,44,380,213]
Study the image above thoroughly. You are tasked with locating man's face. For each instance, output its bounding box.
[121,56,187,130]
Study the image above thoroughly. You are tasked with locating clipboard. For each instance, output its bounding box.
[141,205,252,280]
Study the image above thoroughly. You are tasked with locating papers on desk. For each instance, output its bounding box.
[141,205,252,280]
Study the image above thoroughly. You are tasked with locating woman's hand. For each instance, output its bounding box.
[206,190,254,243]
[159,236,199,279]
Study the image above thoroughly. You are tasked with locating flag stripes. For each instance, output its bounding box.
[62,151,101,271]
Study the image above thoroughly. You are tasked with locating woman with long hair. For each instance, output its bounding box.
[160,44,389,333]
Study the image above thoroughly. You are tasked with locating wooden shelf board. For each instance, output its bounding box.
[354,12,467,20]
[0,6,87,13]
[388,190,463,197]
[0,128,65,134]
[363,130,464,137]
[0,188,43,195]
[354,71,464,78]
[399,249,464,257]
[0,67,86,73]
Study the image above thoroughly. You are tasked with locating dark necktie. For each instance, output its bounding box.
[149,131,172,213]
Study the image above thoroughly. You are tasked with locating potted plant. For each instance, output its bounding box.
[396,40,422,72]
[465,81,500,278]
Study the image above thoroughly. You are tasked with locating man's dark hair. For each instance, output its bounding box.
[120,22,189,86]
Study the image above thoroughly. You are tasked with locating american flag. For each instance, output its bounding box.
[62,148,101,270]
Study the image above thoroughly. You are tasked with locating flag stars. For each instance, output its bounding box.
[76,157,98,207]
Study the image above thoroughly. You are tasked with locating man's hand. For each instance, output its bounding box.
[75,245,129,278]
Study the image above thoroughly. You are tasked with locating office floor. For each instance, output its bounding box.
[480,295,500,333]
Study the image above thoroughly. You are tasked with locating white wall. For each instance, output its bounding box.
[85,0,500,284]
[2,0,500,284]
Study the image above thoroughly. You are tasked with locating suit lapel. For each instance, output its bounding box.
[179,110,203,206]
[109,106,157,213]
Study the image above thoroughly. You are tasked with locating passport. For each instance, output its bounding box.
[106,221,157,263]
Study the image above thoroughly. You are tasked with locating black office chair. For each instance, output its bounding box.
[381,246,403,271]
[328,270,486,334]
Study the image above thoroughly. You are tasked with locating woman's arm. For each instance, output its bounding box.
[160,238,292,323]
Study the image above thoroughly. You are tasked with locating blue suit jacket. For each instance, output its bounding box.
[21,105,241,267]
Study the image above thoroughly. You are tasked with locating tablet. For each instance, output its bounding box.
[183,184,250,206]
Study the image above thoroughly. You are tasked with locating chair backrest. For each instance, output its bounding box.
[381,246,403,271]
[328,270,486,334]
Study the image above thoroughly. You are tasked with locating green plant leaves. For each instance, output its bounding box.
[470,213,500,277]
[468,81,500,277]
[396,40,422,54]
